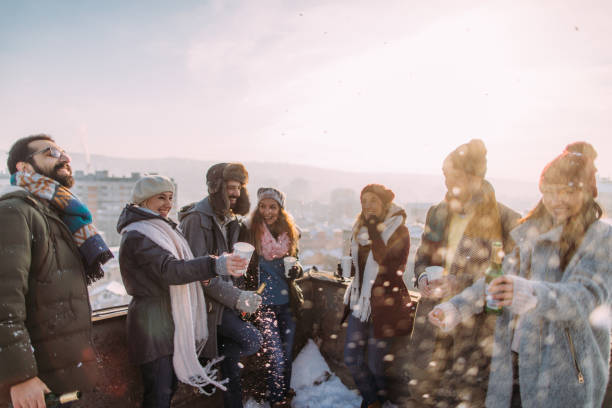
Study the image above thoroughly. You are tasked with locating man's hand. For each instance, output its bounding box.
[235,290,262,314]
[10,376,50,408]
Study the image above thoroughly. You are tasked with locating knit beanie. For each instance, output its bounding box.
[360,184,395,205]
[257,187,286,208]
[443,139,487,178]
[539,142,598,197]
[131,175,175,204]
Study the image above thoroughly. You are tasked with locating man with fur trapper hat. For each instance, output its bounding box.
[179,163,262,408]
[409,139,520,407]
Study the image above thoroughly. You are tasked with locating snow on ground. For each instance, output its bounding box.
[244,339,362,408]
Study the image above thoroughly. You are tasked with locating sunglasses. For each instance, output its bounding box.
[25,146,71,162]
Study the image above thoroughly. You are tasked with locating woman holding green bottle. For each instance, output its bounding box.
[429,142,612,407]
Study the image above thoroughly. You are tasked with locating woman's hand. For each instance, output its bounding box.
[428,308,446,328]
[489,275,514,307]
[225,253,249,277]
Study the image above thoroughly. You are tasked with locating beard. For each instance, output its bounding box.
[32,161,74,188]
[228,195,240,211]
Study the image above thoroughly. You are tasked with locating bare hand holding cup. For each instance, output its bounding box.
[225,253,249,277]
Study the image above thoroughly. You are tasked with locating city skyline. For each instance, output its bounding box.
[1,1,612,181]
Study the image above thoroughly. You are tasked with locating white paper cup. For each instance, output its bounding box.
[340,256,352,279]
[283,256,297,278]
[233,242,255,275]
[425,265,444,282]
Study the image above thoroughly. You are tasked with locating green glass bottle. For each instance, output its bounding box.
[9,390,81,408]
[485,241,504,315]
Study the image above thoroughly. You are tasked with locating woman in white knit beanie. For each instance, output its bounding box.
[117,174,248,408]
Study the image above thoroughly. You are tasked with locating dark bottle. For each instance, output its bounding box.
[485,241,504,315]
[9,391,81,408]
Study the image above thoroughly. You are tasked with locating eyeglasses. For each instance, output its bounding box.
[25,147,71,162]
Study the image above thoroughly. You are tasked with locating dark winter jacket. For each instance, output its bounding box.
[243,229,304,317]
[410,181,519,405]
[178,197,248,358]
[0,186,98,403]
[117,204,219,365]
[343,203,412,339]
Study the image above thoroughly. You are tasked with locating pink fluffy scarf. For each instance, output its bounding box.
[260,224,291,261]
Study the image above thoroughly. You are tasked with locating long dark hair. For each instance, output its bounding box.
[250,207,299,257]
[520,197,602,271]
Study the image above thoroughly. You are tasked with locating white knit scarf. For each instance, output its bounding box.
[120,218,228,394]
[343,203,405,322]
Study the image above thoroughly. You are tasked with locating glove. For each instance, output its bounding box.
[287,263,303,280]
[366,216,381,239]
[235,290,262,314]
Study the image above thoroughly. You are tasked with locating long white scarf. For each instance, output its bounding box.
[121,218,228,394]
[343,203,405,322]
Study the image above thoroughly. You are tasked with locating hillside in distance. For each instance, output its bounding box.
[67,153,540,213]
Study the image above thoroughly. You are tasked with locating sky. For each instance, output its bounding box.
[1,0,611,181]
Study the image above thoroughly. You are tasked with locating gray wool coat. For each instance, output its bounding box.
[178,196,247,359]
[449,219,612,408]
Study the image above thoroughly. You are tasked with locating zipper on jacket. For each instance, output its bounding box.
[565,328,585,384]
[538,321,542,367]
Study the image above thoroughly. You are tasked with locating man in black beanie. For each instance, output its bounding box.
[179,163,262,408]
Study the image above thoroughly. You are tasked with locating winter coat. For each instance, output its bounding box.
[343,203,412,339]
[117,204,219,365]
[448,218,612,408]
[178,197,248,358]
[410,181,519,403]
[0,186,98,403]
[243,233,304,317]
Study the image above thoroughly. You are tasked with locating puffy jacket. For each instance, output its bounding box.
[117,204,219,365]
[0,186,98,403]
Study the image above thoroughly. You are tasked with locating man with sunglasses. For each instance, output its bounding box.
[1,134,112,407]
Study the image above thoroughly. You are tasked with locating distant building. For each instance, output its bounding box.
[404,202,432,224]
[598,177,612,217]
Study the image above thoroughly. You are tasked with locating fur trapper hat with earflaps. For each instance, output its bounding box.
[206,162,250,217]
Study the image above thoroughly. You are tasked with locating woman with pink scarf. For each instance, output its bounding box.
[245,187,302,408]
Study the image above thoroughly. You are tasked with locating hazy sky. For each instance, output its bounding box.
[1,0,611,181]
